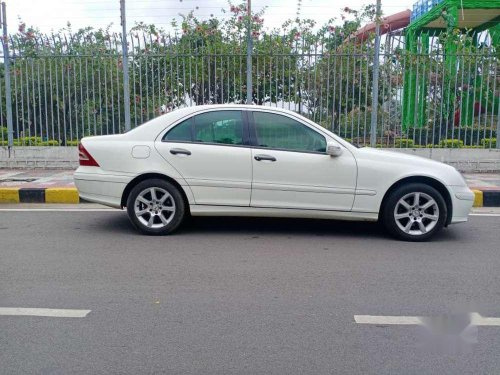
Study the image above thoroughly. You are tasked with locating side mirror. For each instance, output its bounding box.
[326,142,343,157]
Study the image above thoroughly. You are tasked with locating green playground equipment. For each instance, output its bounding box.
[403,0,500,131]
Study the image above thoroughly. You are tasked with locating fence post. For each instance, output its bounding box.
[120,0,131,131]
[370,0,382,147]
[246,0,253,104]
[497,97,500,149]
[1,2,13,153]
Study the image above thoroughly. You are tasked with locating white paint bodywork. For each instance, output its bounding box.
[156,142,252,206]
[250,147,357,211]
[74,105,474,224]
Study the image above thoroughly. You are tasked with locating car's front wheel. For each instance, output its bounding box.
[382,183,447,241]
[126,179,186,235]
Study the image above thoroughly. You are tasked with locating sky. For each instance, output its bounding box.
[5,0,414,35]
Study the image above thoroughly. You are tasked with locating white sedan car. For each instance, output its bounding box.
[74,105,474,241]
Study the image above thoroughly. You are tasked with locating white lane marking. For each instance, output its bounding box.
[0,308,91,318]
[354,313,500,326]
[355,315,421,325]
[470,213,500,217]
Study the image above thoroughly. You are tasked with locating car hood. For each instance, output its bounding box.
[353,147,466,186]
[355,147,445,165]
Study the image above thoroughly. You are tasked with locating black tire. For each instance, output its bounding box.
[126,178,186,235]
[382,183,447,242]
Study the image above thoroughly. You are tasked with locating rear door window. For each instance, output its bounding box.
[194,111,244,145]
[163,111,244,146]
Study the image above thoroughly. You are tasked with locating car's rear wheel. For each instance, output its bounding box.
[126,179,186,235]
[382,183,447,241]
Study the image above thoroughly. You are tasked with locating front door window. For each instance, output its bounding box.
[252,112,326,153]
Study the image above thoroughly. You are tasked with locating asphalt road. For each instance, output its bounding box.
[1,207,500,374]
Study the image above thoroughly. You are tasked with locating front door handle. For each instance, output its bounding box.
[254,154,276,162]
[170,148,191,156]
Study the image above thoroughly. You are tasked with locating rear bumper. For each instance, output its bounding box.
[74,167,132,208]
[448,185,474,224]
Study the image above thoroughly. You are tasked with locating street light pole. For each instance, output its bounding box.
[246,0,253,104]
[1,2,14,154]
[370,0,382,147]
[120,0,131,131]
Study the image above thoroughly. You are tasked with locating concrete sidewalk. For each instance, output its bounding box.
[0,169,499,206]
[0,169,77,203]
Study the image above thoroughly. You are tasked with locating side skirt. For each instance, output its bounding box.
[189,205,378,221]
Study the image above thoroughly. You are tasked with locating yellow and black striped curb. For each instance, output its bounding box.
[472,190,500,207]
[0,187,499,206]
[0,187,80,204]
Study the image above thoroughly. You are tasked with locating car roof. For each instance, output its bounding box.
[122,104,354,152]
[124,104,308,139]
[169,104,301,117]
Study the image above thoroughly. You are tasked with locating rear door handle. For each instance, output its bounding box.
[254,154,276,162]
[170,148,191,156]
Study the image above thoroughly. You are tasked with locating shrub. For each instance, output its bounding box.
[17,136,44,145]
[0,126,8,140]
[457,127,497,143]
[1,138,60,146]
[66,140,80,146]
[39,140,60,146]
[394,138,414,148]
[440,139,464,148]
[480,138,497,149]
[2,140,19,146]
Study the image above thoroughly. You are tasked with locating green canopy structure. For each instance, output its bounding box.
[402,0,500,130]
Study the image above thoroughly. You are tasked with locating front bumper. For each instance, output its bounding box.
[448,185,474,224]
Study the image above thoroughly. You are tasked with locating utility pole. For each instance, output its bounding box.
[497,97,500,149]
[1,2,13,154]
[246,0,253,104]
[120,0,131,131]
[370,0,382,147]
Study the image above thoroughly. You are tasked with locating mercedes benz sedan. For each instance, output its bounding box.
[74,105,474,241]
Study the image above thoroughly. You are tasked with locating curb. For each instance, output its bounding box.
[472,190,500,207]
[472,190,483,208]
[0,187,499,207]
[481,191,500,207]
[0,187,80,204]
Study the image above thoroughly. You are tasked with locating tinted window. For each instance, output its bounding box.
[194,111,244,145]
[164,118,192,142]
[252,112,326,153]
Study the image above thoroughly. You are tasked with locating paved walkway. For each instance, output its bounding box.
[465,173,500,191]
[0,169,74,188]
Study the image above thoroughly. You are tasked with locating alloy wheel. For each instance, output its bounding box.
[393,192,439,236]
[134,187,176,229]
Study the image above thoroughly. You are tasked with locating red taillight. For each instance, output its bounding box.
[78,143,100,167]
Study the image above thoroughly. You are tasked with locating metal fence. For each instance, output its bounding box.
[1,27,499,149]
